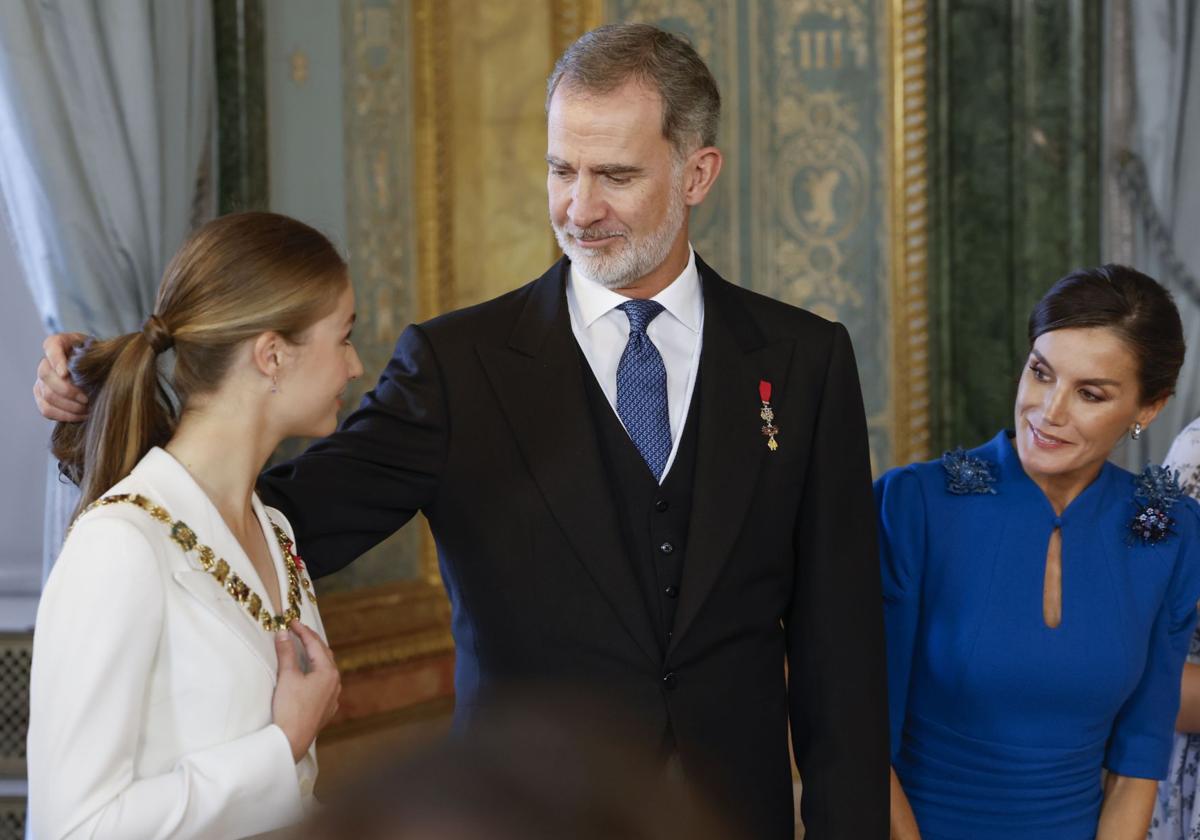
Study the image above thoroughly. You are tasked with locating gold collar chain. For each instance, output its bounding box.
[75,493,317,633]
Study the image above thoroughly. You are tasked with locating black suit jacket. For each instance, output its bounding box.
[260,256,889,839]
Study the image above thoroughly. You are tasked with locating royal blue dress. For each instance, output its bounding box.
[878,431,1200,840]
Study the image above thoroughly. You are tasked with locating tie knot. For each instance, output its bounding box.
[617,299,665,334]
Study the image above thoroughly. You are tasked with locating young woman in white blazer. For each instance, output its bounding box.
[27,212,362,839]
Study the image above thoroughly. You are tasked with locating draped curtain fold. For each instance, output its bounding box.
[1118,0,1200,469]
[0,0,216,575]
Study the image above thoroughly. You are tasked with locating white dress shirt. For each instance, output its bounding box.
[28,447,324,839]
[566,246,704,482]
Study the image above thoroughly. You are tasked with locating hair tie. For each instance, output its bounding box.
[141,315,174,355]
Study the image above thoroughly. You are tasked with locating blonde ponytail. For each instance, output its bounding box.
[51,326,176,515]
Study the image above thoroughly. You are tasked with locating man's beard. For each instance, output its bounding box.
[551,182,687,290]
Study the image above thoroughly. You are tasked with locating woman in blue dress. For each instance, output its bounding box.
[880,265,1200,840]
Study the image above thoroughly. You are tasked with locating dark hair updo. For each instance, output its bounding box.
[1028,264,1185,404]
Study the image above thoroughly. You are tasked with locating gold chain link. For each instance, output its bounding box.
[74,494,316,633]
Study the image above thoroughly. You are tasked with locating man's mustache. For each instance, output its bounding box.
[562,226,628,242]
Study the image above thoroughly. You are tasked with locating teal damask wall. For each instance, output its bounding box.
[610,0,896,469]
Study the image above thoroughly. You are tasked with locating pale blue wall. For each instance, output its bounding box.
[263,0,348,251]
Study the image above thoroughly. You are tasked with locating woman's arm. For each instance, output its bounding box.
[876,468,929,839]
[1176,663,1200,732]
[890,767,921,840]
[28,516,304,840]
[1095,773,1156,840]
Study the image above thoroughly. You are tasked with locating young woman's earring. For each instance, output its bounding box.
[271,375,278,394]
[1131,422,1143,440]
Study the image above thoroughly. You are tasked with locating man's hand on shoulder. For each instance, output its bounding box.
[34,332,90,422]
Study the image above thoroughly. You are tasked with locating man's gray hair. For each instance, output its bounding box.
[546,23,721,154]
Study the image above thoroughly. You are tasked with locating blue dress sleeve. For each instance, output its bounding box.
[1104,497,1200,779]
[875,465,927,763]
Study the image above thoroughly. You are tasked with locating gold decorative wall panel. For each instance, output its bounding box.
[444,0,560,308]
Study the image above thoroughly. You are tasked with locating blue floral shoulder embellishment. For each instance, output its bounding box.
[942,448,998,495]
[1129,464,1183,545]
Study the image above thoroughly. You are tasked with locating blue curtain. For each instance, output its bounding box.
[0,0,216,575]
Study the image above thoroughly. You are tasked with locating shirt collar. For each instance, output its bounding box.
[569,246,702,333]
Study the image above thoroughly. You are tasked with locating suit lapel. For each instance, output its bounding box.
[668,260,794,656]
[254,497,327,641]
[477,260,661,667]
[171,569,278,682]
[132,449,280,682]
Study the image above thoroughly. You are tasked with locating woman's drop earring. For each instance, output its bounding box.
[271,375,278,394]
[1131,422,1143,440]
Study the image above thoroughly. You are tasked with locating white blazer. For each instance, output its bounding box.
[27,447,326,839]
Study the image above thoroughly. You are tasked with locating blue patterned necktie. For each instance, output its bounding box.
[615,299,671,480]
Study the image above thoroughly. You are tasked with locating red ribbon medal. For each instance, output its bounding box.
[759,379,779,451]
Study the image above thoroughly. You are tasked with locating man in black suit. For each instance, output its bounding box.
[36,23,887,839]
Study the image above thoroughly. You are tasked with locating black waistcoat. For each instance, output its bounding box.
[580,361,701,658]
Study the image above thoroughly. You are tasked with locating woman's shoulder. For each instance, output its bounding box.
[66,471,162,542]
[47,488,170,610]
[877,453,947,488]
[877,433,1004,497]
[1171,494,1200,539]
[1102,460,1200,550]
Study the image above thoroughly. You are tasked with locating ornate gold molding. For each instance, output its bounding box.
[411,0,455,586]
[888,0,932,465]
[320,580,452,672]
[412,0,455,324]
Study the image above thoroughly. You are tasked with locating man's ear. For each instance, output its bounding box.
[683,146,723,207]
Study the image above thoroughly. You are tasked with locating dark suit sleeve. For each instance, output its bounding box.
[258,324,448,579]
[786,322,889,839]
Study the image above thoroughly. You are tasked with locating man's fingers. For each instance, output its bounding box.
[38,356,88,403]
[37,357,88,405]
[34,378,89,418]
[275,629,300,673]
[34,375,88,415]
[43,332,86,378]
[33,381,87,422]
